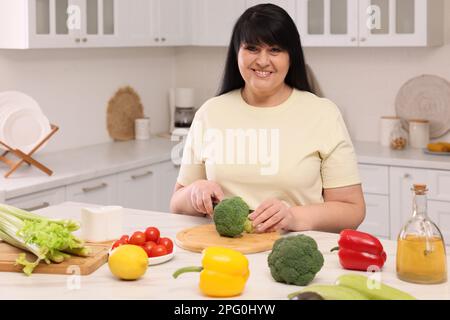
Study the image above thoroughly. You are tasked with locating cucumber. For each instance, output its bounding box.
[288,284,369,300]
[336,274,416,300]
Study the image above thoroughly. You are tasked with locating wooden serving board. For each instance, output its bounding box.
[176,224,280,254]
[0,241,110,275]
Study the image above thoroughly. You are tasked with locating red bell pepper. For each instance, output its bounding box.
[331,229,387,271]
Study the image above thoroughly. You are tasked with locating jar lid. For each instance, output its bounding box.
[381,116,400,119]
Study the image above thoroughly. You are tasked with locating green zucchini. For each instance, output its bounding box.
[288,284,369,300]
[336,274,416,300]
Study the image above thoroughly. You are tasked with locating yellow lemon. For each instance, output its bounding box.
[108,244,148,280]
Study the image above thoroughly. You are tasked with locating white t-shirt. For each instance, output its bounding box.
[177,88,361,210]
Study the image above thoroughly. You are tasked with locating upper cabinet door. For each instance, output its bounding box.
[158,0,189,46]
[246,0,296,19]
[124,0,157,46]
[358,0,443,47]
[28,0,120,48]
[297,0,359,47]
[192,0,246,46]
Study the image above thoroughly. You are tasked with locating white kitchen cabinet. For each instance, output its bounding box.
[191,0,246,46]
[296,0,443,47]
[66,175,118,206]
[358,194,390,238]
[358,164,390,238]
[297,0,359,46]
[0,0,122,49]
[116,165,158,211]
[428,201,450,245]
[155,161,180,212]
[5,187,66,211]
[126,0,189,46]
[246,0,296,19]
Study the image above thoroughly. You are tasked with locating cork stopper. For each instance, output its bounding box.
[412,184,428,195]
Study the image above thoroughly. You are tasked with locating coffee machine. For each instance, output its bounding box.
[169,88,196,138]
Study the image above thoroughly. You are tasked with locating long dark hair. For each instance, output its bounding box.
[218,4,312,96]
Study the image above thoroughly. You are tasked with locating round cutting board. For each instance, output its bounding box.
[176,224,280,254]
[395,74,450,138]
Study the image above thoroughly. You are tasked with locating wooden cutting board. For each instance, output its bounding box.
[176,224,280,254]
[0,241,109,275]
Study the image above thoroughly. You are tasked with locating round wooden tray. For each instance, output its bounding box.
[395,74,450,138]
[175,224,280,254]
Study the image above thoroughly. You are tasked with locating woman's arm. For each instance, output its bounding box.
[290,184,366,233]
[250,184,366,233]
[170,181,225,217]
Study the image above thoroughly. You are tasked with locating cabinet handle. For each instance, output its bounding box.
[350,37,356,42]
[75,38,81,43]
[174,164,180,168]
[154,38,160,42]
[161,37,166,42]
[82,38,87,42]
[82,183,108,193]
[403,173,411,179]
[22,202,50,211]
[131,171,154,180]
[360,37,367,42]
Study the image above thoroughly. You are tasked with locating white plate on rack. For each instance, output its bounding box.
[0,91,50,153]
[0,106,51,153]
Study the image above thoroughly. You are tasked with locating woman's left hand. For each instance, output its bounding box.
[249,198,294,233]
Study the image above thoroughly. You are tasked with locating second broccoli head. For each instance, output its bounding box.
[213,196,253,237]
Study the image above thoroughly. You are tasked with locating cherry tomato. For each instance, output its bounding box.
[145,227,160,243]
[150,244,168,257]
[158,237,173,253]
[119,235,129,244]
[111,240,122,250]
[129,231,146,246]
[141,241,157,257]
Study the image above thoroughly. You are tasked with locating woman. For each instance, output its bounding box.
[170,4,365,233]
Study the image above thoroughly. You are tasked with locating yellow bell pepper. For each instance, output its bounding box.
[173,246,249,297]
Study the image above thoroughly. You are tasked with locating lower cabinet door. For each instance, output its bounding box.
[155,161,180,213]
[116,165,157,211]
[358,193,390,239]
[428,200,450,246]
[6,187,66,211]
[66,175,117,206]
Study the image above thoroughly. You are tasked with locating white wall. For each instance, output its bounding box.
[0,47,176,153]
[175,4,450,144]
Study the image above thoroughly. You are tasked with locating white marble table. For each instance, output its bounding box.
[0,202,449,300]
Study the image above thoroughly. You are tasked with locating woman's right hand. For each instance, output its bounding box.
[189,180,225,216]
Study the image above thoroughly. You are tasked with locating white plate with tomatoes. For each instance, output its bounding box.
[110,226,175,266]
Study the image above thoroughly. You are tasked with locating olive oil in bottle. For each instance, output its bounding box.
[396,184,447,284]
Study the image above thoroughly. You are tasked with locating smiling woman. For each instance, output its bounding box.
[170,4,365,234]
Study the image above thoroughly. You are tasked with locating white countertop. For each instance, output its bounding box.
[0,202,449,300]
[1,139,449,200]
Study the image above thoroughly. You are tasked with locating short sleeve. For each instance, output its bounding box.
[176,110,207,186]
[319,105,361,189]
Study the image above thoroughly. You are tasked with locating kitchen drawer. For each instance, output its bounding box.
[66,175,117,206]
[117,165,158,211]
[6,187,66,211]
[428,200,450,246]
[358,164,389,195]
[358,194,390,239]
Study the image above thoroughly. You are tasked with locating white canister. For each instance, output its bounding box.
[379,116,401,147]
[409,119,430,149]
[135,117,150,140]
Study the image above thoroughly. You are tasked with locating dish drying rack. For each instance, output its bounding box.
[0,124,59,178]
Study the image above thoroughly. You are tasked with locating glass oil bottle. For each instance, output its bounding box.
[396,184,447,284]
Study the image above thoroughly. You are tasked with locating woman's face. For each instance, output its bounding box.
[237,42,290,94]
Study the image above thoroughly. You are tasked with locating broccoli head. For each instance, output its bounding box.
[213,196,253,237]
[268,234,324,286]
